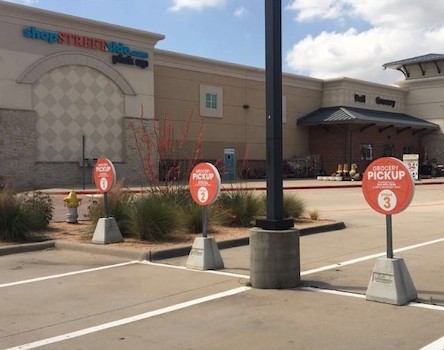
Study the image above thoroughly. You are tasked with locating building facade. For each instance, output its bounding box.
[0,2,443,189]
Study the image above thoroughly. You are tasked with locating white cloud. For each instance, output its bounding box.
[169,0,227,12]
[234,6,246,17]
[285,0,444,84]
[286,0,347,22]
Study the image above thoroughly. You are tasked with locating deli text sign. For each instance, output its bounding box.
[362,157,414,215]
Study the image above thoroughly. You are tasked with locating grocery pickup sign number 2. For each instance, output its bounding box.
[362,157,415,215]
[189,163,221,206]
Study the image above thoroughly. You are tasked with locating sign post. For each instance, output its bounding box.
[91,158,123,245]
[362,157,417,305]
[186,163,224,270]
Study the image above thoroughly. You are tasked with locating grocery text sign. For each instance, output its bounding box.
[362,157,414,215]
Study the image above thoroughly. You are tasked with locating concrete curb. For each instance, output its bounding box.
[0,241,55,256]
[299,221,346,236]
[0,222,346,260]
[54,240,151,261]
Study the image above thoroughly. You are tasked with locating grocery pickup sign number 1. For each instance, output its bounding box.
[93,158,116,193]
[362,157,414,215]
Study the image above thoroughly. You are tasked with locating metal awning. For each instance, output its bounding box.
[383,53,444,70]
[382,53,444,78]
[297,106,439,131]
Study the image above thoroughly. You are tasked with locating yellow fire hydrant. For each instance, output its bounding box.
[63,190,82,224]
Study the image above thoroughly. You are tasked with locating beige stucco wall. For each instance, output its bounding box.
[322,77,408,112]
[397,76,444,164]
[154,50,323,164]
[399,77,444,122]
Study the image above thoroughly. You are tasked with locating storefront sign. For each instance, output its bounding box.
[376,97,396,108]
[354,94,366,103]
[23,26,149,69]
[112,54,149,69]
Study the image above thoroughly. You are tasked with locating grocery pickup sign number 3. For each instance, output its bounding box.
[362,157,415,215]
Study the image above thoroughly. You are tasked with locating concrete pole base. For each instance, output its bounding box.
[250,227,300,289]
[186,237,224,271]
[366,257,417,305]
[92,217,124,245]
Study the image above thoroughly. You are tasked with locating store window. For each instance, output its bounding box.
[360,144,373,160]
[383,144,395,157]
[200,85,223,118]
[403,145,413,154]
[205,93,217,109]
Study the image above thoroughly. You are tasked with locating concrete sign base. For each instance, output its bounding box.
[366,257,417,305]
[92,217,124,245]
[250,227,300,289]
[186,237,224,271]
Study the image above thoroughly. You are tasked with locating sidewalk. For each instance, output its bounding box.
[39,177,444,195]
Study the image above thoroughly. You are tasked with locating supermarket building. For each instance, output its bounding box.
[0,1,443,189]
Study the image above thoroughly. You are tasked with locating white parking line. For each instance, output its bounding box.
[419,336,444,350]
[140,260,248,279]
[302,287,444,312]
[2,237,443,349]
[4,286,251,350]
[301,237,444,276]
[0,260,139,288]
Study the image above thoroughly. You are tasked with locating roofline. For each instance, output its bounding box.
[0,1,165,44]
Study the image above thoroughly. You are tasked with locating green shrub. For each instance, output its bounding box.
[181,202,203,233]
[282,193,305,219]
[259,193,305,220]
[87,185,133,236]
[129,193,180,241]
[155,186,191,207]
[0,190,28,241]
[217,190,263,227]
[19,191,53,230]
[152,187,202,233]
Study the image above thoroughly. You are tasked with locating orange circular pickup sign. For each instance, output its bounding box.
[189,162,221,206]
[93,158,116,193]
[362,157,415,215]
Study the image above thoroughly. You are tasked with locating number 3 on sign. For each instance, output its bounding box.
[377,189,397,211]
[198,187,209,203]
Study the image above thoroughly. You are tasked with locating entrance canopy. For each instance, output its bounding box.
[297,106,439,132]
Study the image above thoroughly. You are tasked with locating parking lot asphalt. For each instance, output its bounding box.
[0,180,443,349]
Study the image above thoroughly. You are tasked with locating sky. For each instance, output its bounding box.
[4,0,444,85]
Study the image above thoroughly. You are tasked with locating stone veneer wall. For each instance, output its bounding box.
[0,109,37,189]
[0,110,158,190]
[121,117,159,186]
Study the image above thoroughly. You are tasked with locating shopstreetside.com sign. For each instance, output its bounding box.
[23,26,149,69]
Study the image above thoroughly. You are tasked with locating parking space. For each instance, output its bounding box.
[1,183,443,349]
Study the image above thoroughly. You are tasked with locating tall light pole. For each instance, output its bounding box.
[256,0,293,230]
